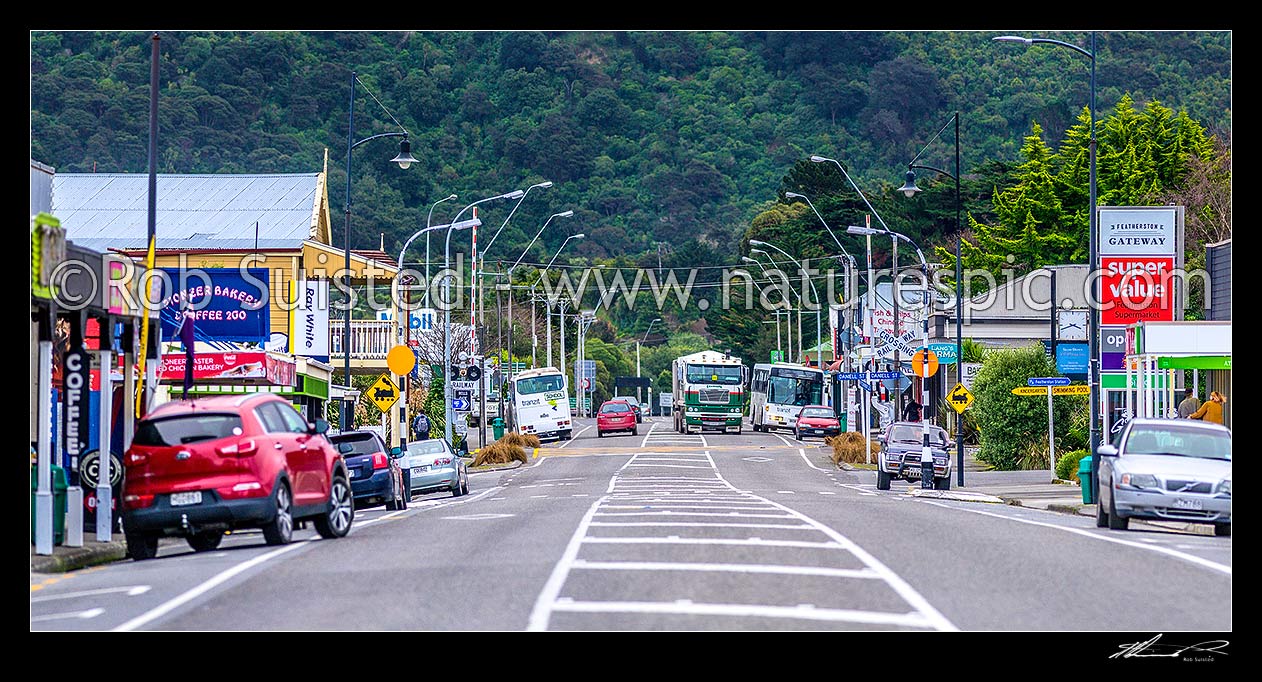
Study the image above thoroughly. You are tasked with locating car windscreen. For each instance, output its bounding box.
[801,408,834,418]
[686,364,742,385]
[516,374,564,395]
[1125,425,1231,460]
[888,425,947,445]
[601,402,631,414]
[406,440,447,455]
[133,413,243,446]
[330,433,383,456]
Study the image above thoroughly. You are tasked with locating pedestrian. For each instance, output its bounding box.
[1177,387,1201,419]
[1187,391,1226,425]
[412,411,431,440]
[902,395,922,422]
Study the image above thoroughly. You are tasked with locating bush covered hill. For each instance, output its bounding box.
[31,30,1230,264]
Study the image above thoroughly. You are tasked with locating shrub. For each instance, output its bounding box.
[824,432,882,466]
[1056,449,1089,482]
[972,343,1085,470]
[472,438,530,466]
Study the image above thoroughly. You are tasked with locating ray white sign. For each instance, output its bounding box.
[291,279,329,357]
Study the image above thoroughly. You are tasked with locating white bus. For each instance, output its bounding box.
[508,366,573,441]
[749,362,826,433]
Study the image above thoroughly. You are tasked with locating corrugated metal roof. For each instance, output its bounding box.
[51,173,321,250]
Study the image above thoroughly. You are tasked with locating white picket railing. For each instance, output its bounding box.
[329,320,395,359]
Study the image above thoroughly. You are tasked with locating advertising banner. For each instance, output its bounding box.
[158,268,269,343]
[290,279,330,359]
[1098,207,1178,256]
[1100,256,1176,325]
[157,351,267,380]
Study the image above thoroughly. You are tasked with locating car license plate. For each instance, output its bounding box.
[1172,498,1203,511]
[412,466,427,475]
[170,491,202,506]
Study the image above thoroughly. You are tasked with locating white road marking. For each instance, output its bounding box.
[31,585,151,603]
[112,539,315,632]
[556,425,593,448]
[589,522,814,530]
[546,600,935,628]
[31,607,104,622]
[639,421,658,448]
[917,500,1232,576]
[795,446,830,472]
[582,537,842,549]
[570,560,881,579]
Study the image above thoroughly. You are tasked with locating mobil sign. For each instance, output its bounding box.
[1100,256,1175,325]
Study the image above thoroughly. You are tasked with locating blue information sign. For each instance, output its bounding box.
[1028,376,1071,387]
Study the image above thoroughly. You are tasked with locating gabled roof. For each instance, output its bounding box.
[51,173,326,251]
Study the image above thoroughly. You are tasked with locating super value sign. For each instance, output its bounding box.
[1100,257,1175,325]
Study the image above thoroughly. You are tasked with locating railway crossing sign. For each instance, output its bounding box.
[948,383,974,414]
[368,373,401,412]
[911,349,939,378]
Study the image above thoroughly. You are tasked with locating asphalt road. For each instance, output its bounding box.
[31,416,1231,631]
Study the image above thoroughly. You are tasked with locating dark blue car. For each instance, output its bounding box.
[329,430,408,510]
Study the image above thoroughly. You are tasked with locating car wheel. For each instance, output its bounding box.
[1214,522,1231,537]
[1095,483,1109,527]
[187,530,224,552]
[876,469,891,491]
[262,481,294,545]
[451,478,462,497]
[632,426,639,436]
[934,476,951,491]
[315,475,354,539]
[460,471,469,496]
[598,430,604,438]
[1106,491,1129,531]
[126,530,159,561]
[794,428,802,441]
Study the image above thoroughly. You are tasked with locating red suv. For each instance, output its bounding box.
[121,394,354,560]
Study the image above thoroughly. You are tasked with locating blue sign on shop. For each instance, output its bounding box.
[1056,343,1090,376]
[157,268,270,343]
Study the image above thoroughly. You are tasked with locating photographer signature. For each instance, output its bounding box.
[1111,634,1229,660]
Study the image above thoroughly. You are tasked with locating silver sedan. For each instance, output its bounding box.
[1095,418,1231,536]
[402,438,469,498]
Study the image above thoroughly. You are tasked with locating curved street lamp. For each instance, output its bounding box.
[899,111,965,486]
[993,32,1100,487]
[507,211,573,391]
[341,70,415,432]
[751,239,823,373]
[475,180,553,366]
[536,233,585,369]
[784,190,859,377]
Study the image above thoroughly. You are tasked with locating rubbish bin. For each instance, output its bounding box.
[838,414,847,433]
[31,464,67,545]
[492,417,505,441]
[1079,456,1094,505]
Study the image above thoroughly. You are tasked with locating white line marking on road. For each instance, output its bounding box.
[546,600,934,627]
[820,491,836,495]
[639,421,657,449]
[112,540,315,632]
[31,585,151,603]
[31,607,105,622]
[572,494,589,497]
[581,537,843,549]
[570,560,881,579]
[528,493,609,631]
[917,500,1232,576]
[556,425,593,448]
[771,433,796,448]
[795,447,829,472]
[594,511,796,519]
[530,495,549,499]
[777,490,796,494]
[588,522,814,530]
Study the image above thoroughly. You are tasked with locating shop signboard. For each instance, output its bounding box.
[157,268,269,343]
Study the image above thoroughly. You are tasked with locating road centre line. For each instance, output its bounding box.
[556,425,593,448]
[917,500,1232,576]
[638,421,658,448]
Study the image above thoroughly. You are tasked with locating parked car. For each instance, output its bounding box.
[121,394,354,560]
[611,395,643,423]
[876,421,952,491]
[794,405,841,440]
[401,438,468,497]
[597,400,639,437]
[1095,418,1231,536]
[329,430,407,510]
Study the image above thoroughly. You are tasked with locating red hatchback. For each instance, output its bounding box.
[121,394,355,560]
[795,404,841,440]
[597,400,639,437]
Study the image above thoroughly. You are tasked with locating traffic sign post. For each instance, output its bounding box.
[368,374,401,412]
[911,349,939,378]
[1011,381,1088,482]
[948,383,973,414]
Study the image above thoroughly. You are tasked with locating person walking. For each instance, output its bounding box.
[1187,391,1226,425]
[1177,388,1201,419]
[412,411,432,441]
[902,394,922,422]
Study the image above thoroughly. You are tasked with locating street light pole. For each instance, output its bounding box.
[899,111,965,486]
[637,317,661,405]
[506,211,573,400]
[423,194,458,306]
[751,240,823,375]
[993,33,1099,490]
[534,233,585,369]
[742,255,786,358]
[441,191,524,447]
[342,70,417,432]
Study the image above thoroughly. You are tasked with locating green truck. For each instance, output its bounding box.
[671,350,747,434]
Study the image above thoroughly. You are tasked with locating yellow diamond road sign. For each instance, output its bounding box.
[948,383,974,413]
[368,373,401,412]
